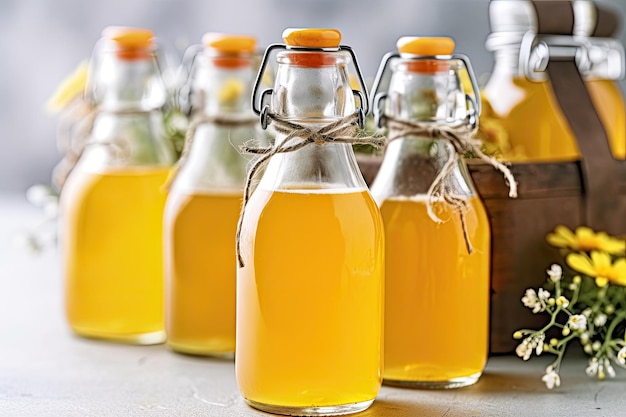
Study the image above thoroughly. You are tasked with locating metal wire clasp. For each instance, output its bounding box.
[251,43,370,130]
[519,31,625,82]
[370,52,481,130]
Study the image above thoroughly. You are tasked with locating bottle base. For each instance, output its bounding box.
[244,398,375,416]
[383,372,482,390]
[166,341,235,360]
[71,328,166,345]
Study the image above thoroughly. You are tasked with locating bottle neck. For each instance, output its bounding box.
[272,51,355,122]
[191,57,257,118]
[255,50,367,192]
[385,63,467,125]
[90,54,166,112]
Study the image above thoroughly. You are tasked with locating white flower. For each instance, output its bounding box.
[589,358,615,380]
[567,314,587,330]
[580,332,590,345]
[538,288,550,303]
[604,359,615,379]
[516,334,545,361]
[594,313,608,327]
[542,369,561,389]
[617,347,626,367]
[547,264,562,282]
[586,357,599,377]
[522,288,551,313]
[522,289,540,312]
[516,339,532,361]
[556,296,569,308]
[582,308,593,318]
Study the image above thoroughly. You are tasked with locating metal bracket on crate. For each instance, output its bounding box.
[519,31,625,82]
[251,43,370,130]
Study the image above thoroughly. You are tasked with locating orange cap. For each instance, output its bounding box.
[397,37,455,56]
[202,33,257,54]
[396,36,455,73]
[281,28,341,68]
[102,26,154,60]
[282,28,341,48]
[202,33,257,68]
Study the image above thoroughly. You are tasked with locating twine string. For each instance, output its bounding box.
[52,103,161,189]
[383,114,518,254]
[163,113,258,190]
[235,110,386,267]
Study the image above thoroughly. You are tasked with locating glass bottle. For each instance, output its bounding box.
[163,33,260,356]
[236,28,384,416]
[60,26,175,344]
[481,0,625,161]
[370,37,490,388]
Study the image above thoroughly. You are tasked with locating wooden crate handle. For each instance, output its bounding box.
[532,0,625,234]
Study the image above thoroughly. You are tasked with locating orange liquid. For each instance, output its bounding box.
[61,167,169,343]
[481,77,578,161]
[164,191,241,355]
[236,187,384,408]
[481,76,626,161]
[586,79,626,160]
[380,196,489,383]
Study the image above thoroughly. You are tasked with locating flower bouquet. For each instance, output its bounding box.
[514,226,626,388]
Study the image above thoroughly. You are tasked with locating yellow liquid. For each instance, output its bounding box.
[380,196,490,384]
[61,167,169,343]
[236,187,384,409]
[481,76,626,161]
[587,79,626,160]
[164,191,241,355]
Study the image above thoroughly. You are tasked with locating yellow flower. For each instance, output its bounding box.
[547,226,625,255]
[566,251,626,287]
[46,60,89,113]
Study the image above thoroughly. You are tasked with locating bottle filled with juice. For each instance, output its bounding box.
[370,37,490,388]
[163,33,261,356]
[481,0,625,161]
[236,28,384,416]
[60,27,175,344]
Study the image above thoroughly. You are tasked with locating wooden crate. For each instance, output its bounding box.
[357,155,626,354]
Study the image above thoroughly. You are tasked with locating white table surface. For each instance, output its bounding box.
[1,193,624,417]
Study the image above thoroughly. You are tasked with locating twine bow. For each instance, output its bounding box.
[384,114,518,254]
[235,110,386,267]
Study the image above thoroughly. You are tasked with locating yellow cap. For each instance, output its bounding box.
[102,26,154,50]
[397,37,455,56]
[282,28,341,48]
[202,33,257,54]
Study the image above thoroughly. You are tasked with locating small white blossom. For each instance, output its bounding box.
[586,357,599,377]
[589,357,613,380]
[547,264,562,282]
[522,289,541,313]
[617,347,626,366]
[604,359,615,379]
[516,339,533,361]
[556,296,569,308]
[516,334,545,361]
[580,332,590,345]
[594,313,608,327]
[592,341,602,351]
[567,314,587,330]
[538,288,550,303]
[582,308,593,318]
[542,369,561,389]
